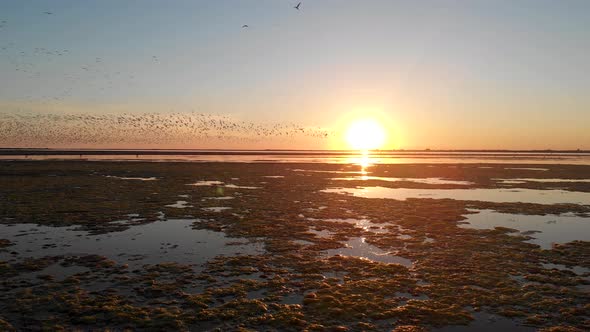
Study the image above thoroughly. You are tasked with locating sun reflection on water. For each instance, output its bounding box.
[347,150,375,177]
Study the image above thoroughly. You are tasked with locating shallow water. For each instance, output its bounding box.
[0,219,262,268]
[188,181,260,189]
[105,175,158,181]
[203,196,234,200]
[541,263,589,275]
[459,209,590,249]
[5,151,590,165]
[201,207,232,212]
[434,312,534,332]
[323,186,590,205]
[324,237,412,266]
[166,200,192,208]
[224,184,260,189]
[495,178,590,184]
[189,180,224,186]
[319,218,388,233]
[331,176,474,185]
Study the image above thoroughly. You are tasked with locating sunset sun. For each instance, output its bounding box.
[345,118,386,151]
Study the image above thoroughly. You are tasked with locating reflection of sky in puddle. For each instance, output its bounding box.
[495,178,590,184]
[166,200,191,208]
[323,218,388,233]
[324,237,412,266]
[224,184,260,189]
[460,209,590,249]
[309,228,333,238]
[105,175,157,181]
[189,180,224,186]
[291,168,368,174]
[323,186,590,205]
[203,196,234,200]
[332,176,474,185]
[202,207,232,212]
[541,263,589,275]
[188,181,260,189]
[505,167,549,171]
[434,312,534,332]
[0,219,261,267]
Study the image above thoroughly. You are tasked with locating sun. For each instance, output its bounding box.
[345,118,386,151]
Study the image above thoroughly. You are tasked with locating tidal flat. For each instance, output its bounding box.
[0,161,589,331]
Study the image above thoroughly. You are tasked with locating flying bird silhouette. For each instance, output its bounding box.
[44,12,53,15]
[242,25,249,28]
[294,2,301,10]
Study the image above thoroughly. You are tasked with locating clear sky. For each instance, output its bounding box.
[1,0,589,149]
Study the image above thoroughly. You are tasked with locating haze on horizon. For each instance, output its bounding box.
[1,0,589,150]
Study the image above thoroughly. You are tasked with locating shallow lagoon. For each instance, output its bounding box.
[0,219,262,268]
[332,176,474,185]
[323,186,590,205]
[460,209,590,249]
[324,237,413,266]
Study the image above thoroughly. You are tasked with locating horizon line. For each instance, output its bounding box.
[1,147,590,156]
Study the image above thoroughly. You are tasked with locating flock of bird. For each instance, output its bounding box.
[0,111,332,146]
[0,3,328,147]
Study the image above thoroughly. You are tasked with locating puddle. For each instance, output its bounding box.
[280,293,303,305]
[202,207,232,212]
[495,178,590,184]
[394,292,429,303]
[324,237,412,266]
[105,175,157,181]
[204,196,234,200]
[291,169,367,174]
[434,312,534,332]
[495,179,528,184]
[322,218,388,233]
[0,220,262,268]
[188,181,260,189]
[323,186,590,205]
[541,263,589,275]
[332,176,474,185]
[166,200,192,208]
[309,228,333,239]
[189,180,225,186]
[262,175,285,178]
[459,209,590,249]
[293,239,315,246]
[224,184,260,189]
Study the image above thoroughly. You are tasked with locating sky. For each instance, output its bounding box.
[0,0,589,149]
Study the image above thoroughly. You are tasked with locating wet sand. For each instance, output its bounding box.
[0,161,589,331]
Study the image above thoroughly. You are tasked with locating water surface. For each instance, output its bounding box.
[0,219,261,268]
[323,187,590,205]
[460,209,590,249]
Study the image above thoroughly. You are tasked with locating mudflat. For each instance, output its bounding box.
[0,161,589,331]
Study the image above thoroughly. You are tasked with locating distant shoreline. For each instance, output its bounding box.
[0,148,589,156]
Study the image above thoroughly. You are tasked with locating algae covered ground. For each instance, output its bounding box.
[0,161,589,331]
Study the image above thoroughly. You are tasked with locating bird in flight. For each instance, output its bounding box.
[242,25,249,28]
[44,12,53,15]
[294,2,301,10]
